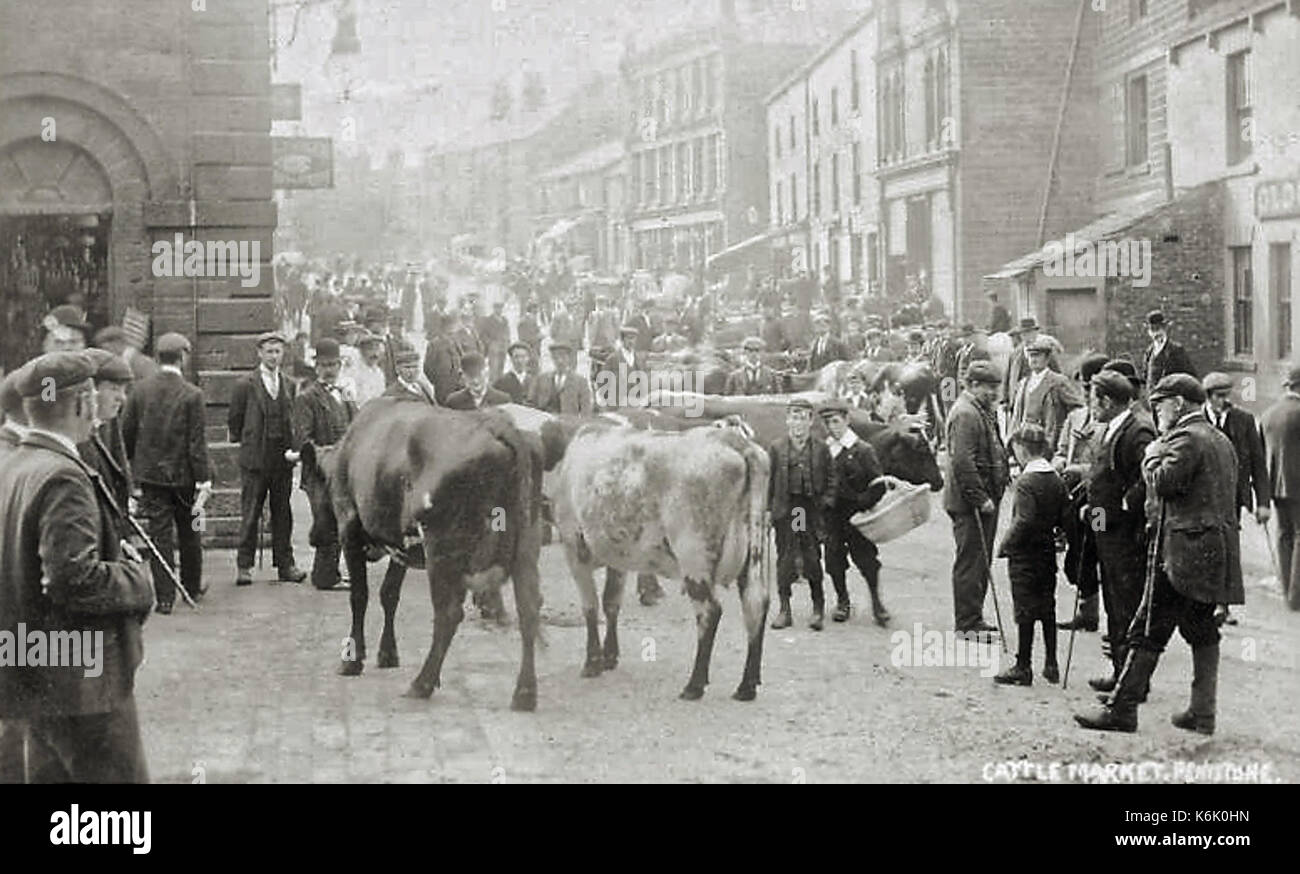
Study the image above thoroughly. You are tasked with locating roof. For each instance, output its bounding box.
[985,193,1174,280]
[537,141,625,182]
[764,8,876,106]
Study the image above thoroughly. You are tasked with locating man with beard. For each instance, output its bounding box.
[1076,374,1241,734]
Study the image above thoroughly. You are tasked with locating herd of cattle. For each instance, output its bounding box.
[299,389,944,711]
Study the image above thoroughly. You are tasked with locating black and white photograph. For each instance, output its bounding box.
[0,0,1297,818]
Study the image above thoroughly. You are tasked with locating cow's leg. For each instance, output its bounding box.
[404,562,465,699]
[563,542,604,678]
[602,567,625,670]
[338,524,369,676]
[509,529,543,712]
[680,578,722,701]
[376,558,406,668]
[733,558,769,702]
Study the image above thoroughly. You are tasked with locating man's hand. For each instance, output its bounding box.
[1255,505,1272,525]
[979,499,996,516]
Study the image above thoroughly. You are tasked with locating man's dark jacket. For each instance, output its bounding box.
[122,369,212,488]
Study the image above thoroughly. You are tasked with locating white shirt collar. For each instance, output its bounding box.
[1022,457,1054,475]
[827,428,858,458]
[160,364,184,377]
[1105,407,1132,442]
[25,427,81,457]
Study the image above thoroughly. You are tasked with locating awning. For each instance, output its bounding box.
[705,231,774,271]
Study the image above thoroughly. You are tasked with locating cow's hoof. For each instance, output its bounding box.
[377,651,399,669]
[338,660,363,677]
[732,685,757,702]
[510,689,538,712]
[679,685,705,701]
[402,682,435,699]
[581,660,604,678]
[602,653,619,671]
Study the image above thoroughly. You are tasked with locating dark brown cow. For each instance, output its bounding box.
[299,397,556,711]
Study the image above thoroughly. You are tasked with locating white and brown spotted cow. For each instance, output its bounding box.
[548,420,772,701]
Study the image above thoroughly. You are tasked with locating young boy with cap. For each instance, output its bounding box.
[994,423,1069,685]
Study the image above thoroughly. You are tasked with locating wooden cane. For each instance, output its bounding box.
[972,509,1009,655]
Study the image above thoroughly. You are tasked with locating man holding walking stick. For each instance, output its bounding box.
[944,361,1010,638]
[1075,374,1242,734]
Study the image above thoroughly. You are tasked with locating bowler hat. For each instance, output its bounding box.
[1148,373,1206,405]
[16,352,96,398]
[314,338,342,364]
[1090,370,1134,404]
[156,332,192,356]
[907,331,924,344]
[1102,359,1143,385]
[83,348,134,383]
[460,352,486,375]
[965,361,1001,385]
[1202,372,1233,394]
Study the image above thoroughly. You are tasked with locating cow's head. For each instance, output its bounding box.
[298,441,341,546]
[872,425,945,492]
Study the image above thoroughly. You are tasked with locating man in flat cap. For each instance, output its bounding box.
[228,331,306,586]
[725,337,782,396]
[1140,310,1196,388]
[445,352,511,410]
[1008,335,1085,452]
[121,332,212,611]
[529,342,592,414]
[904,330,927,365]
[597,324,647,409]
[479,300,511,382]
[1202,371,1269,625]
[1000,316,1062,408]
[1052,352,1111,633]
[0,352,155,782]
[1079,367,1155,694]
[94,325,158,385]
[807,312,847,373]
[768,397,834,630]
[494,342,534,404]
[863,328,894,363]
[1077,373,1241,734]
[288,338,357,591]
[40,304,90,354]
[820,399,891,624]
[386,346,439,405]
[1102,358,1146,407]
[79,348,136,535]
[1262,366,1300,611]
[944,360,1009,636]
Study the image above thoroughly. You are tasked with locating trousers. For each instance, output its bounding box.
[825,512,880,603]
[1095,524,1146,661]
[237,465,295,571]
[774,501,824,602]
[1273,498,1300,610]
[138,483,203,605]
[949,505,1000,630]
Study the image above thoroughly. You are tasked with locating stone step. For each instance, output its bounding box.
[199,514,270,549]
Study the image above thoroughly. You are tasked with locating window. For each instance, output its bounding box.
[1126,74,1148,167]
[1273,243,1292,359]
[663,146,675,203]
[682,64,694,118]
[790,172,797,220]
[813,161,821,215]
[831,87,839,127]
[1226,50,1253,165]
[880,66,906,162]
[775,180,784,224]
[831,153,840,215]
[775,126,782,159]
[924,56,936,146]
[853,142,862,204]
[812,98,820,137]
[694,138,707,194]
[790,116,796,149]
[850,50,860,112]
[935,49,950,146]
[866,231,879,289]
[695,59,706,115]
[712,134,724,192]
[678,142,691,201]
[1231,246,1253,355]
[642,151,654,203]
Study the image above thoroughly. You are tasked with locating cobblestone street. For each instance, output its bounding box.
[137,491,1299,784]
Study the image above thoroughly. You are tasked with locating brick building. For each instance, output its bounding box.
[876,0,1100,324]
[0,0,278,544]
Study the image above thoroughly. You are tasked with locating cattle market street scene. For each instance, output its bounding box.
[2,0,1299,797]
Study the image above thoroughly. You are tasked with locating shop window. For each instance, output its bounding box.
[1273,243,1292,359]
[1126,73,1148,167]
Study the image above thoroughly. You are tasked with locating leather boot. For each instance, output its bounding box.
[1075,649,1160,733]
[1171,643,1218,735]
[771,596,793,630]
[994,661,1032,686]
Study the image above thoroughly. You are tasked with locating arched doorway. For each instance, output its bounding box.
[0,138,112,370]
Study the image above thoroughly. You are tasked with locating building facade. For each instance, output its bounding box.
[533,140,627,273]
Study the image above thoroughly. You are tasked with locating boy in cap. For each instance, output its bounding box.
[820,400,891,625]
[1140,310,1196,388]
[445,352,511,410]
[807,313,847,372]
[121,333,212,611]
[1076,373,1240,734]
[725,337,781,396]
[227,332,306,586]
[768,397,835,630]
[0,352,155,781]
[994,423,1069,685]
[289,338,358,590]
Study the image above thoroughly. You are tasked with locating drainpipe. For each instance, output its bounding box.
[1162,141,1174,203]
[1035,0,1088,248]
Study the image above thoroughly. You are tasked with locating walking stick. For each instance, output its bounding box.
[1108,499,1164,700]
[972,509,1009,654]
[85,471,197,610]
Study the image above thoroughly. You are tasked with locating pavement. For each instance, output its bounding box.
[136,488,1299,783]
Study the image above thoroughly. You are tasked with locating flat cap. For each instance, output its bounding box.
[1011,422,1049,448]
[83,348,134,383]
[93,326,127,346]
[1076,352,1110,384]
[1201,372,1233,393]
[43,305,90,334]
[1149,373,1206,405]
[786,397,814,412]
[1,364,31,417]
[256,331,287,347]
[1102,359,1143,384]
[507,341,531,356]
[156,332,191,355]
[357,331,383,347]
[549,341,574,354]
[1146,310,1166,327]
[393,346,420,367]
[314,338,341,363]
[1026,335,1056,354]
[742,336,765,351]
[17,352,96,398]
[1090,370,1134,403]
[965,361,1001,385]
[1018,316,1039,330]
[817,399,850,418]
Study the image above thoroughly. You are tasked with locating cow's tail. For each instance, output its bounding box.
[739,439,771,577]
